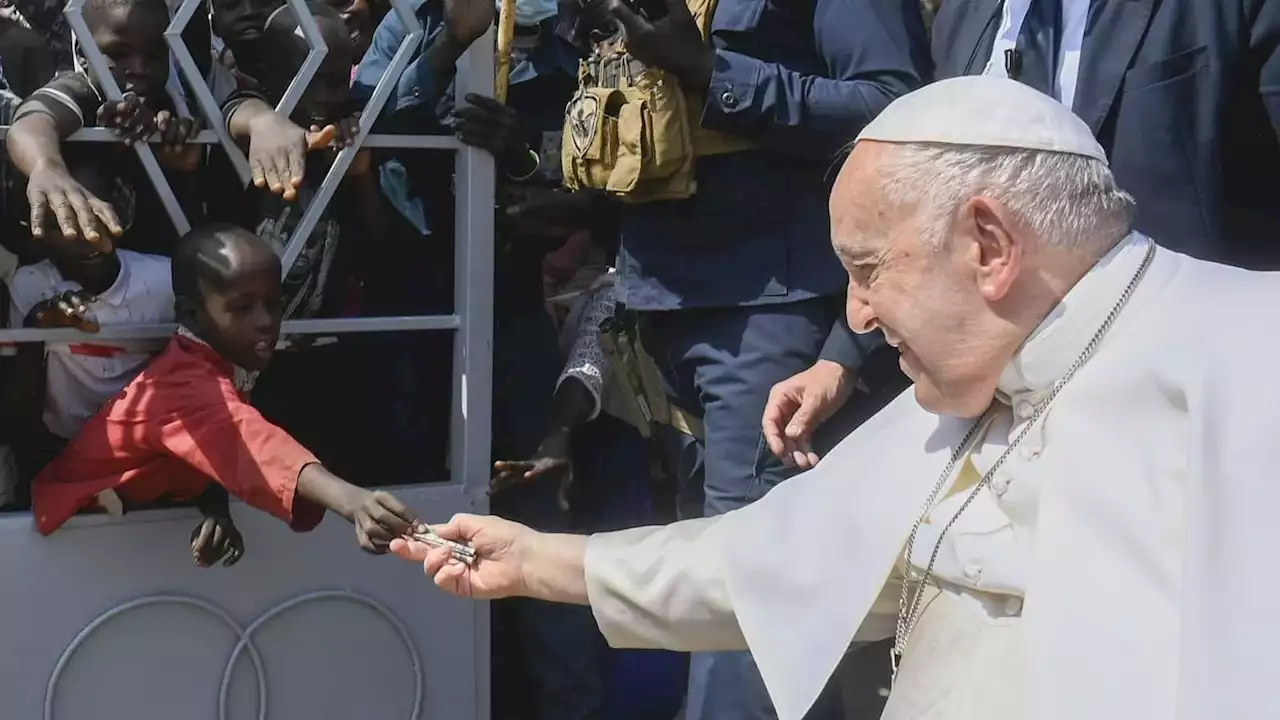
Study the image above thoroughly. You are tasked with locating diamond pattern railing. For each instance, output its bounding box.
[63,0,193,234]
[0,3,496,506]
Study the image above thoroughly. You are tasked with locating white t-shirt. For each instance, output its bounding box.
[8,250,174,439]
[0,251,18,506]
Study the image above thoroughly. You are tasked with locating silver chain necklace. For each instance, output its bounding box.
[890,238,1157,681]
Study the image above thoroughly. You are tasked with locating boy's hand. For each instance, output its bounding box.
[246,113,336,201]
[96,92,157,146]
[26,165,123,245]
[308,114,369,176]
[344,489,418,554]
[25,290,100,332]
[321,112,361,149]
[490,428,573,511]
[154,110,203,151]
[451,94,523,162]
[190,514,245,568]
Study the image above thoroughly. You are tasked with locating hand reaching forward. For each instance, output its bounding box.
[246,113,339,201]
[762,359,854,470]
[390,513,534,600]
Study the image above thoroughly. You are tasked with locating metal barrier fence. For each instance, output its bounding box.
[0,2,495,710]
[0,0,495,497]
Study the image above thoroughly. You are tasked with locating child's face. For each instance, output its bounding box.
[294,20,354,126]
[87,3,171,100]
[41,230,121,291]
[324,0,375,60]
[194,256,284,372]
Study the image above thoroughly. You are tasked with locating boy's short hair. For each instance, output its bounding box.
[262,2,345,58]
[172,223,273,303]
[258,2,346,88]
[83,0,168,20]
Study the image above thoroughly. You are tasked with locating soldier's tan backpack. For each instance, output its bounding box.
[561,0,755,203]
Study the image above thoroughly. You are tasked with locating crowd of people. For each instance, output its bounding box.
[0,0,1277,716]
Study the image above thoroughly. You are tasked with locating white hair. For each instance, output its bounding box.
[876,143,1137,253]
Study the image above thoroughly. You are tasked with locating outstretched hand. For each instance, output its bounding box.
[345,489,419,554]
[246,113,340,201]
[491,428,573,511]
[762,359,854,470]
[26,165,122,245]
[390,513,533,600]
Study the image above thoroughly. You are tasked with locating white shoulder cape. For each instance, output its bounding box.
[716,249,1280,719]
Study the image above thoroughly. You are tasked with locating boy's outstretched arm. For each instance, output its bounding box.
[156,382,419,554]
[296,464,418,553]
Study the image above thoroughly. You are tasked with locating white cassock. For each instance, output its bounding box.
[583,232,1280,720]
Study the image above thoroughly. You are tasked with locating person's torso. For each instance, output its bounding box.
[32,339,234,532]
[717,247,1280,719]
[497,64,580,314]
[931,0,1280,269]
[253,178,345,320]
[18,252,174,438]
[615,0,849,310]
[617,150,844,310]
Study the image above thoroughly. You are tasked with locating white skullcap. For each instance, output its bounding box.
[856,76,1109,164]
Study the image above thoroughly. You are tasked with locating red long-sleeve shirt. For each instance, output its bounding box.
[33,335,326,535]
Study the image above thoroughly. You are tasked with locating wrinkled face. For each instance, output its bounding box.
[189,247,283,372]
[829,142,1027,417]
[86,2,170,99]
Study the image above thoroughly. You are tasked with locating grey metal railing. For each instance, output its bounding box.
[0,1,495,520]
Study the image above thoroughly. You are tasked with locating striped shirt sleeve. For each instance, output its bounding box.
[13,71,103,132]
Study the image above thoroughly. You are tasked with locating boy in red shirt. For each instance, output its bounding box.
[33,223,419,566]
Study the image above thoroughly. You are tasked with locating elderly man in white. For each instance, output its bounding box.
[393,76,1280,720]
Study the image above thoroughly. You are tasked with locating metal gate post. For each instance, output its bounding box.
[451,30,497,720]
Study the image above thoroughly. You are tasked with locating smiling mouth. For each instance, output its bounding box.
[252,338,274,352]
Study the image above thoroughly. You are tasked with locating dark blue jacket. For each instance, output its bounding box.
[353,1,582,313]
[354,0,930,371]
[932,0,1280,270]
[616,0,929,373]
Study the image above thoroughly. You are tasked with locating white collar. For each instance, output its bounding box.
[996,232,1152,402]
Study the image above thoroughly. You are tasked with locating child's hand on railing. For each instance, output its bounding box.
[24,290,100,332]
